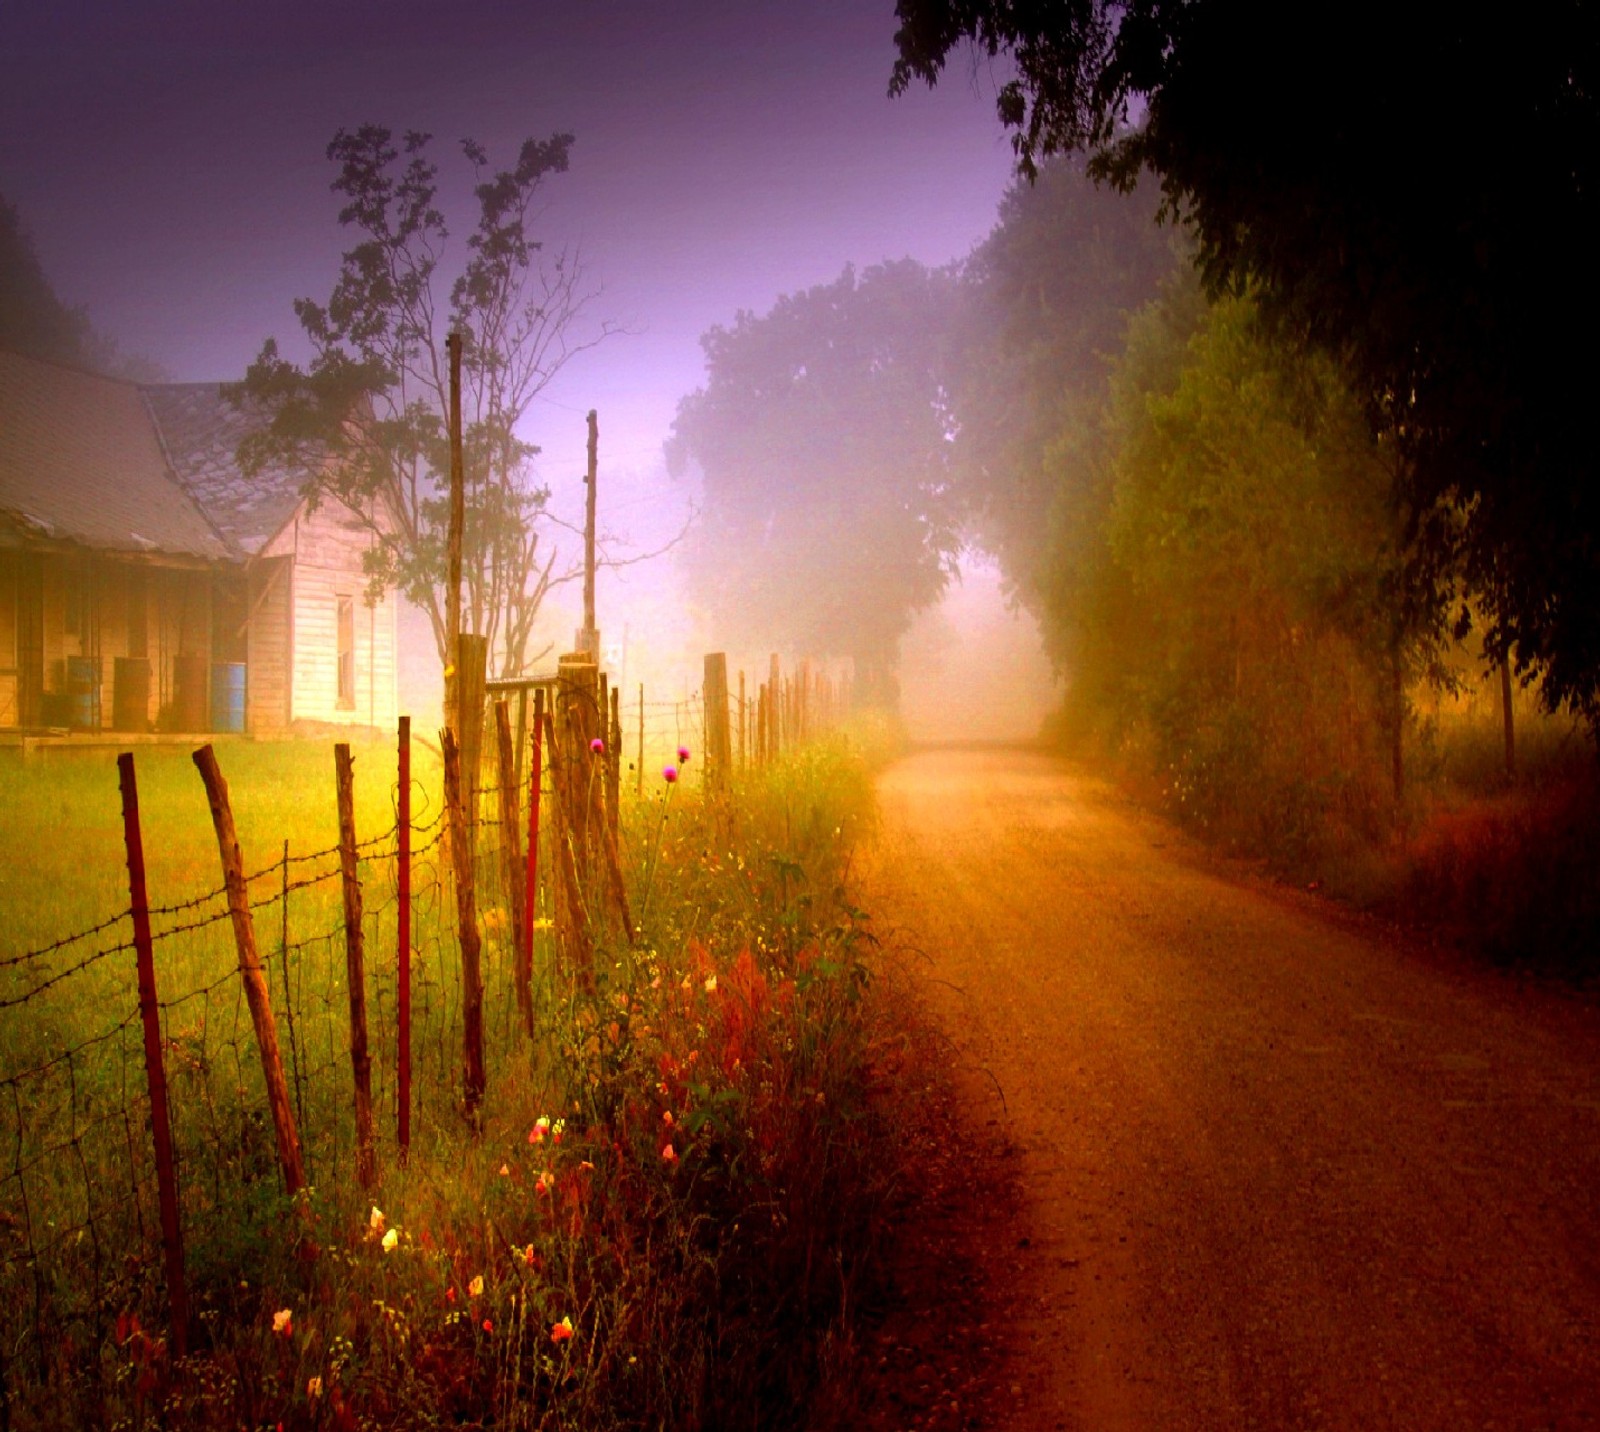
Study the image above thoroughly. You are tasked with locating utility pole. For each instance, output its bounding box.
[576,408,600,659]
[445,332,465,739]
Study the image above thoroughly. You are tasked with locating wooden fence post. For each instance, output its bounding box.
[495,700,533,1037]
[523,689,544,1007]
[768,654,781,760]
[118,753,188,1358]
[457,633,488,826]
[738,670,746,771]
[704,653,731,792]
[191,744,304,1195]
[607,684,621,837]
[441,728,486,1125]
[542,706,594,984]
[397,716,411,1159]
[334,744,376,1189]
[636,683,645,797]
[556,655,599,877]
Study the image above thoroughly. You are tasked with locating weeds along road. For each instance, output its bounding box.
[862,747,1600,1432]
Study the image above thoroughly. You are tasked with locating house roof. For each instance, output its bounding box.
[141,383,307,557]
[0,349,233,561]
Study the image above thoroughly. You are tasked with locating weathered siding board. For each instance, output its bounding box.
[0,550,17,726]
[269,501,398,730]
[246,557,292,733]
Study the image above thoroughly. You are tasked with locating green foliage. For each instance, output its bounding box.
[949,155,1177,602]
[892,0,1600,717]
[669,262,962,706]
[230,126,612,676]
[1048,285,1407,864]
[0,192,95,368]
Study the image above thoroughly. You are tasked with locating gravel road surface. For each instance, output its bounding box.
[861,748,1600,1432]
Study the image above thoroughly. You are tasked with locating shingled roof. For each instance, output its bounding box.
[0,349,232,561]
[0,349,318,563]
[141,382,308,557]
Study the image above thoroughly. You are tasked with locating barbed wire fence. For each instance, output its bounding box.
[0,652,851,1423]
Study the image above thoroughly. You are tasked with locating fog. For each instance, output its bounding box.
[899,556,1058,744]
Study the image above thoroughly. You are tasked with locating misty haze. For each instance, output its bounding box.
[2,3,1598,1429]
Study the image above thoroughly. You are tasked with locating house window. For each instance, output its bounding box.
[336,596,355,709]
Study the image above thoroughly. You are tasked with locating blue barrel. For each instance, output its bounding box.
[211,661,246,733]
[66,655,99,730]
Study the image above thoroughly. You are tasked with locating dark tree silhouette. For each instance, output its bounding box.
[893,1,1600,713]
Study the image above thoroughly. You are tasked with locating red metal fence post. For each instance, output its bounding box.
[117,752,188,1358]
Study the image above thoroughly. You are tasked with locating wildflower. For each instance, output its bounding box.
[368,1206,385,1238]
[536,1170,554,1196]
[381,1227,399,1253]
[499,1162,510,1177]
[530,1116,550,1143]
[552,1118,566,1144]
[704,973,718,993]
[551,1316,574,1343]
[482,1318,493,1333]
[272,1308,292,1336]
[662,764,678,784]
[445,1287,456,1304]
[468,1275,484,1299]
[661,1142,677,1164]
[307,1376,323,1399]
[677,744,691,763]
[590,737,605,753]
[662,1109,673,1126]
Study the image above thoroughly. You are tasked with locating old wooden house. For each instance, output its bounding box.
[0,348,398,736]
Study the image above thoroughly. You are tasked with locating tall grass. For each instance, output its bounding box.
[0,732,903,1429]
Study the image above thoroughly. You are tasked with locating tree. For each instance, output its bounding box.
[892,1,1600,714]
[1,192,167,381]
[231,126,613,676]
[668,261,961,706]
[1066,284,1418,854]
[1,192,95,367]
[949,154,1176,608]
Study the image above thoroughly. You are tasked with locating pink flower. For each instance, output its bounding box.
[661,1142,678,1164]
[482,1318,493,1334]
[677,745,691,763]
[590,737,605,754]
[662,765,678,783]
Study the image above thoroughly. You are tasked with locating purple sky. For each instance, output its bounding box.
[0,0,1017,500]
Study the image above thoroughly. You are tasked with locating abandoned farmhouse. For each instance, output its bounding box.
[0,347,398,737]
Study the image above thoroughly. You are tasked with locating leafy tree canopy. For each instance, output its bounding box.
[893,1,1600,713]
[231,126,611,676]
[950,154,1177,602]
[0,193,96,367]
[1,193,167,380]
[668,261,961,706]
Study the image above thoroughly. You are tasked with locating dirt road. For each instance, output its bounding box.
[861,748,1600,1432]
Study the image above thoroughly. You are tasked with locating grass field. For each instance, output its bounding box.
[0,724,904,1430]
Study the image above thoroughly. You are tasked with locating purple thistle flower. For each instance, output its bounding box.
[677,745,691,764]
[590,737,605,754]
[662,764,679,784]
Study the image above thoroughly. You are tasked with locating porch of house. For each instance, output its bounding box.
[0,546,262,737]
